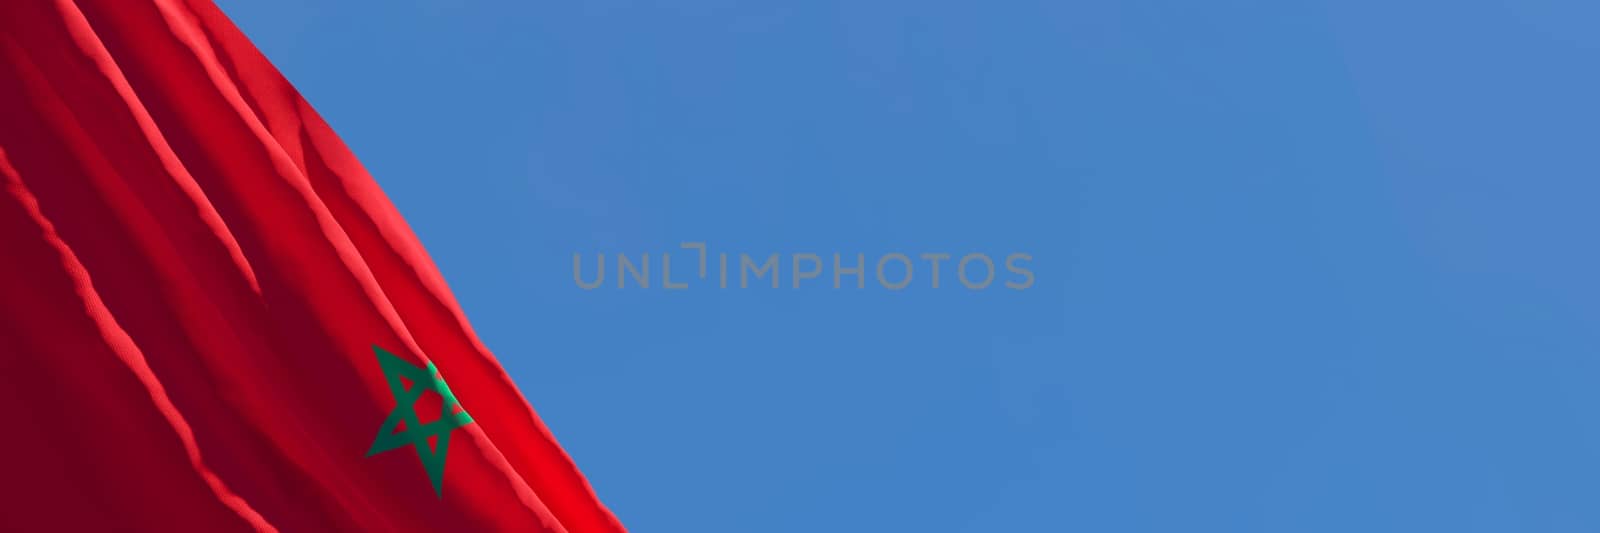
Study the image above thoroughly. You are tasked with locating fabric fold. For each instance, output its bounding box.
[0,1,623,531]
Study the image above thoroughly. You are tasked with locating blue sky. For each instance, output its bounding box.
[218,1,1600,531]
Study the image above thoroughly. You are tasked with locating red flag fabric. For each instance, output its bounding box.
[0,1,625,531]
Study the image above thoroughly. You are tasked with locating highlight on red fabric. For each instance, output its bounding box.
[0,1,625,531]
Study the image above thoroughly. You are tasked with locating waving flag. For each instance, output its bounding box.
[0,1,624,531]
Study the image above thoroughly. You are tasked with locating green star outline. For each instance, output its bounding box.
[366,345,475,497]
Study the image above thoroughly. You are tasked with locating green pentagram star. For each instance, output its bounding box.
[366,345,475,497]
